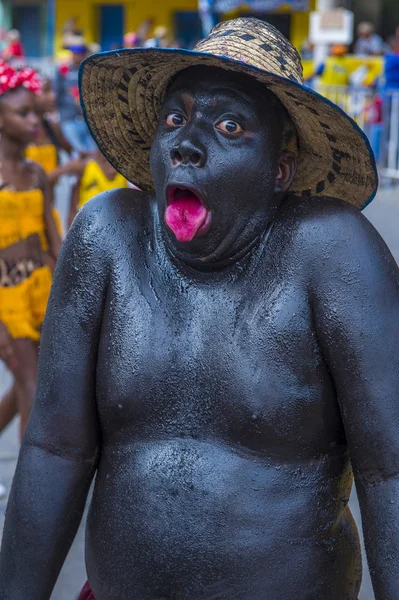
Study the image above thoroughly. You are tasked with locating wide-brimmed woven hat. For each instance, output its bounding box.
[79,17,377,209]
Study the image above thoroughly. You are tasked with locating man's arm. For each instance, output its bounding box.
[310,202,399,599]
[0,198,110,599]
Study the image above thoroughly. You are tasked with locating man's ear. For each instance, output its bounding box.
[274,152,297,193]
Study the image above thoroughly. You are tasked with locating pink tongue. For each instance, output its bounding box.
[165,193,207,242]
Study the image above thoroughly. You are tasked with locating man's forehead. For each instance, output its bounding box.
[165,66,277,108]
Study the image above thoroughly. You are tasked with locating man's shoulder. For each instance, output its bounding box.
[282,194,388,275]
[286,194,374,239]
[69,189,153,257]
[79,187,151,223]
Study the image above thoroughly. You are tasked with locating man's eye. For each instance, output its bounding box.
[216,120,243,134]
[166,113,187,126]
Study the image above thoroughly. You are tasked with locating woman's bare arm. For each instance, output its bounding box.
[68,175,81,229]
[38,164,62,260]
[47,157,87,187]
[52,120,74,155]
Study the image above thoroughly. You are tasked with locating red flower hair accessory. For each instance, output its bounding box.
[0,60,41,96]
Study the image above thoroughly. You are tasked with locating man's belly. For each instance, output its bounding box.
[85,439,361,600]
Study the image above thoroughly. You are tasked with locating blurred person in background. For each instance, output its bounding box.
[27,76,82,181]
[366,34,399,162]
[1,29,24,61]
[88,43,101,55]
[365,91,383,162]
[383,35,399,90]
[26,76,87,235]
[144,26,171,48]
[354,22,384,56]
[123,32,140,49]
[300,39,314,61]
[124,19,155,48]
[319,44,350,86]
[0,62,60,470]
[137,18,154,45]
[68,148,128,227]
[54,34,96,153]
[62,17,79,48]
[305,44,349,88]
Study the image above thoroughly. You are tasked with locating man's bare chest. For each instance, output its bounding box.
[95,257,344,458]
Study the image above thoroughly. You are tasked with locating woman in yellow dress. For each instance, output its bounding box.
[0,62,60,439]
[68,148,128,226]
[26,76,74,178]
[25,76,87,235]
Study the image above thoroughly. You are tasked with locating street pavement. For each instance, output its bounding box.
[0,185,398,599]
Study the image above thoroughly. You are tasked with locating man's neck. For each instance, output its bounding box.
[154,209,272,274]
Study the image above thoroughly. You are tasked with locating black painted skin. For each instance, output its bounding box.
[0,68,399,600]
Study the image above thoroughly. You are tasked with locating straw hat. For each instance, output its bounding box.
[79,17,377,209]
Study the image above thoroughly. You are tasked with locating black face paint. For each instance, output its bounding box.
[150,66,287,268]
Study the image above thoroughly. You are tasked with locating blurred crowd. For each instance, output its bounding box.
[61,17,177,53]
[2,17,399,93]
[302,21,399,90]
[0,18,182,66]
[298,21,399,165]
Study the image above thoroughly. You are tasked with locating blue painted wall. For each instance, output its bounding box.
[99,4,124,51]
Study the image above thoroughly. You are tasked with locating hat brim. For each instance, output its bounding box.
[79,47,378,210]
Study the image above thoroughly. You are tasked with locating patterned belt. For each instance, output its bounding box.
[0,256,43,287]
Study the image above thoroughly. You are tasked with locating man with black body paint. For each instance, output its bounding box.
[0,19,398,600]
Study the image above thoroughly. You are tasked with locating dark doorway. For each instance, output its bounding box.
[174,11,206,49]
[382,0,399,40]
[12,5,43,57]
[99,4,124,51]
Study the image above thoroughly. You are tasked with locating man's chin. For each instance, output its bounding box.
[162,224,250,270]
[166,227,211,250]
[163,225,222,263]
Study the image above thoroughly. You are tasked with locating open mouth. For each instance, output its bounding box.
[165,186,212,243]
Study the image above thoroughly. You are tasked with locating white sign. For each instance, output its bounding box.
[309,10,354,45]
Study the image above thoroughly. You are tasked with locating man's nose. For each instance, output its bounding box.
[170,138,206,168]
